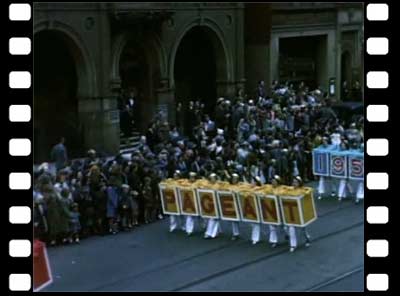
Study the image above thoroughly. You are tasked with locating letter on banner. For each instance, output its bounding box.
[178,187,199,216]
[348,152,364,180]
[330,151,348,178]
[198,189,219,219]
[159,184,181,215]
[279,196,302,226]
[216,191,240,221]
[238,191,261,223]
[300,189,318,226]
[257,194,281,225]
[312,148,330,176]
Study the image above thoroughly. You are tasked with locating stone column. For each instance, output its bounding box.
[269,35,280,88]
[78,96,120,156]
[156,78,176,124]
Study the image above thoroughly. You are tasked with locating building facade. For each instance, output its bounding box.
[33,2,363,162]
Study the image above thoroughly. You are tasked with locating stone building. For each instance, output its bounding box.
[34,2,363,162]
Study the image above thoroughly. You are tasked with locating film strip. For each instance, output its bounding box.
[5,1,392,292]
[364,2,391,292]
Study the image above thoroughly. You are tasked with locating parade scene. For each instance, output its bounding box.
[33,3,364,292]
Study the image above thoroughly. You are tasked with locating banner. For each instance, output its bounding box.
[238,191,261,223]
[33,240,53,292]
[178,187,200,216]
[216,191,241,221]
[198,189,219,219]
[348,152,364,180]
[330,151,348,179]
[312,146,364,180]
[279,196,303,226]
[312,148,330,176]
[159,180,317,227]
[159,184,181,215]
[257,194,281,225]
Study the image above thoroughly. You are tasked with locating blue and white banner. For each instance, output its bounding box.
[312,148,330,177]
[312,146,364,180]
[330,151,348,179]
[348,151,364,180]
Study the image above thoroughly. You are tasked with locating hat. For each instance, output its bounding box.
[217,97,225,104]
[122,184,130,189]
[295,176,303,183]
[38,162,49,172]
[87,149,96,155]
[232,173,239,179]
[217,128,224,135]
[273,175,281,182]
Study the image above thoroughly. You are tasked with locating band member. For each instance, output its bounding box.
[169,170,185,233]
[230,173,241,241]
[317,138,336,200]
[269,175,282,248]
[204,173,221,239]
[288,176,311,252]
[250,176,263,245]
[185,172,198,236]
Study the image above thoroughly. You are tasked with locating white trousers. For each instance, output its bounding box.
[356,181,364,200]
[338,179,347,198]
[205,219,220,238]
[288,226,297,248]
[169,215,179,232]
[289,226,311,248]
[269,225,278,244]
[185,216,195,234]
[251,223,261,243]
[232,222,240,236]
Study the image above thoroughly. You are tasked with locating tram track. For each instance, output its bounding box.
[305,266,364,291]
[170,221,363,291]
[89,202,363,292]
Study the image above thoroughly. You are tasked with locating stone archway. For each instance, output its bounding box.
[111,32,166,132]
[171,22,231,120]
[34,27,94,163]
[341,50,352,101]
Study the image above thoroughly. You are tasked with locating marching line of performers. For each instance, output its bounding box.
[168,170,311,253]
[315,138,364,204]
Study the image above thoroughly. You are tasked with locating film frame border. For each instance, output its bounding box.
[7,0,33,293]
[5,1,393,292]
[364,1,391,292]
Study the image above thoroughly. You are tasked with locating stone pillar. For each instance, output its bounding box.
[326,30,336,93]
[245,44,269,94]
[335,25,342,101]
[156,79,176,124]
[78,97,120,156]
[269,35,280,88]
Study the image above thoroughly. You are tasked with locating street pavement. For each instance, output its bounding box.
[43,189,364,292]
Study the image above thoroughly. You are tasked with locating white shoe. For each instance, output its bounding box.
[318,195,322,200]
[290,247,296,252]
[75,238,80,244]
[204,234,210,239]
[252,240,258,245]
[305,242,311,247]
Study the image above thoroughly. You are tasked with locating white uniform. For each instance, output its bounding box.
[231,221,240,237]
[169,215,185,232]
[288,226,311,250]
[204,218,221,238]
[185,215,195,235]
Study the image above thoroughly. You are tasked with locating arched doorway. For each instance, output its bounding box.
[173,26,228,119]
[341,51,352,101]
[118,38,161,132]
[34,30,84,163]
